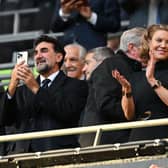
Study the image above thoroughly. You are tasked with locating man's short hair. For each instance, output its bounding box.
[119,27,146,52]
[88,46,114,62]
[33,35,66,68]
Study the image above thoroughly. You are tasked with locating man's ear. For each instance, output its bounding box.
[128,43,137,55]
[128,43,134,51]
[56,53,63,63]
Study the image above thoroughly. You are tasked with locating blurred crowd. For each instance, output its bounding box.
[1,0,168,62]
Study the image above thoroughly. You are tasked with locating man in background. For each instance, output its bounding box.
[79,46,114,147]
[63,43,87,79]
[51,0,120,50]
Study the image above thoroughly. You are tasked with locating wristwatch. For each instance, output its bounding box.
[151,80,162,90]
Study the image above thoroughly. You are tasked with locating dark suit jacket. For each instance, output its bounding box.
[79,50,142,147]
[120,0,168,28]
[0,87,6,155]
[0,71,88,154]
[51,0,120,50]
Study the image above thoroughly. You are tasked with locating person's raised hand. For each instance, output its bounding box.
[61,0,78,14]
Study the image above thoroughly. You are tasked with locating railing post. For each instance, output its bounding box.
[93,128,102,147]
[13,12,20,34]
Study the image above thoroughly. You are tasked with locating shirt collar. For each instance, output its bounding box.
[79,74,86,80]
[40,70,60,86]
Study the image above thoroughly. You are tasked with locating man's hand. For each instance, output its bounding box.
[17,64,40,94]
[61,0,77,14]
[8,62,22,97]
[77,5,92,19]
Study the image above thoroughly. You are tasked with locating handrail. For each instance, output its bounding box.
[0,32,64,43]
[0,62,15,70]
[0,8,40,16]
[0,74,11,80]
[0,31,43,43]
[0,8,40,34]
[0,62,34,70]
[0,7,130,35]
[0,118,167,146]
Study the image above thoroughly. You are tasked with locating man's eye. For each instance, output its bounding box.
[70,58,78,62]
[41,48,48,53]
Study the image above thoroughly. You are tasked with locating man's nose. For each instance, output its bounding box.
[35,51,43,58]
[82,65,87,72]
[65,60,71,67]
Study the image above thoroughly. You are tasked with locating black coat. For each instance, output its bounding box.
[0,71,88,154]
[129,60,168,141]
[79,50,142,147]
[0,87,6,155]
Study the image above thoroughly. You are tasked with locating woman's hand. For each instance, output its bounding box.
[146,50,157,83]
[112,69,132,93]
[112,69,135,120]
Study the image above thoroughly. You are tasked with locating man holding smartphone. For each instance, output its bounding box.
[51,0,120,50]
[0,35,88,154]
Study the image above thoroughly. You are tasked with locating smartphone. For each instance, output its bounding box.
[16,51,28,86]
[16,51,28,65]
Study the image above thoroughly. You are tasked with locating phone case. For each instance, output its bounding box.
[17,51,28,65]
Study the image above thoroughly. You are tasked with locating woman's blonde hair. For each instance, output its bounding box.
[140,24,168,61]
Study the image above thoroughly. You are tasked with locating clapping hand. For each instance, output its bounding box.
[112,69,132,93]
[146,50,157,82]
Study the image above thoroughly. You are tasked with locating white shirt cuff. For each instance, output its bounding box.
[59,8,71,22]
[7,92,12,99]
[87,12,97,25]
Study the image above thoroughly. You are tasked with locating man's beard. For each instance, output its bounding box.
[36,63,50,74]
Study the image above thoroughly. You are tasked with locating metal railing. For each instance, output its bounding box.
[0,7,129,43]
[0,7,129,36]
[0,7,64,43]
[0,118,167,147]
[0,8,40,34]
[0,32,64,43]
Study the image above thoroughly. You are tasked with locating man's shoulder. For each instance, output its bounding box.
[91,51,138,80]
[64,75,88,88]
[95,54,127,72]
[65,77,88,96]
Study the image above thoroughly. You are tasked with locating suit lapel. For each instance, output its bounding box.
[50,71,67,91]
